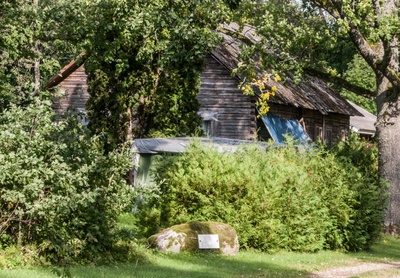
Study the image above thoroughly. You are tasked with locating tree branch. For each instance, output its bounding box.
[312,0,400,89]
[313,1,383,72]
[372,0,382,24]
[347,24,384,71]
[312,0,340,18]
[304,67,376,98]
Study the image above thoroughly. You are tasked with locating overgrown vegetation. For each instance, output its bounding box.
[0,0,390,270]
[135,136,385,252]
[85,0,230,148]
[0,102,134,265]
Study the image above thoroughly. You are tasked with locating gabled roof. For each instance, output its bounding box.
[46,52,87,89]
[213,23,362,116]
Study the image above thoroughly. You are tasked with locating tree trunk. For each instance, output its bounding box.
[376,72,400,234]
[306,0,400,233]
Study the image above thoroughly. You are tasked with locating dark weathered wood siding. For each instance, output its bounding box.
[51,65,89,116]
[198,55,256,140]
[50,55,351,144]
[198,55,350,143]
[266,103,349,144]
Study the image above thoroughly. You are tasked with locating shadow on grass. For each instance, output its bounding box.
[70,252,311,278]
[6,236,400,278]
[351,235,400,262]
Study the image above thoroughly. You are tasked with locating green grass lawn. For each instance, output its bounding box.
[1,235,400,278]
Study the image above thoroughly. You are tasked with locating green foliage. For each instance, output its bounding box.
[323,37,359,77]
[0,244,46,269]
[233,1,377,115]
[0,102,134,264]
[0,0,87,111]
[332,133,385,250]
[341,54,377,114]
[136,139,383,252]
[234,0,339,76]
[85,0,231,146]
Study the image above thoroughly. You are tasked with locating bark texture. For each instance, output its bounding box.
[374,0,400,233]
[376,73,400,234]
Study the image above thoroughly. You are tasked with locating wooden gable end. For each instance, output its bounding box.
[51,65,89,117]
[198,55,257,140]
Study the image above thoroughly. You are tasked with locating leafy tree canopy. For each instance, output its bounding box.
[84,0,232,147]
[0,0,87,111]
[231,0,376,99]
[341,54,377,114]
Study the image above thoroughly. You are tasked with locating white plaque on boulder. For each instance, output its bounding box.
[198,234,220,249]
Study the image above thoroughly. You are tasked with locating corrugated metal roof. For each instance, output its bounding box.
[212,23,362,116]
[132,137,269,154]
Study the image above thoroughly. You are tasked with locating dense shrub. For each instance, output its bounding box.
[0,102,134,264]
[136,138,385,252]
[331,133,385,250]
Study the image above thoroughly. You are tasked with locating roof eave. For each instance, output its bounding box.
[45,52,87,89]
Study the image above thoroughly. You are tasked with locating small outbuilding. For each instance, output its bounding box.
[46,54,89,124]
[347,100,377,140]
[132,137,269,187]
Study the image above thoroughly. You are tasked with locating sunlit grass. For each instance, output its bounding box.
[354,235,400,262]
[2,235,400,278]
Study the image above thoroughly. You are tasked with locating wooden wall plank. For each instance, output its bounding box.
[52,65,90,117]
[197,54,256,140]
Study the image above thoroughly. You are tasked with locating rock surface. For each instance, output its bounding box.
[148,221,239,255]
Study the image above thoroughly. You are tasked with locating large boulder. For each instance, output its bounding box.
[148,221,239,255]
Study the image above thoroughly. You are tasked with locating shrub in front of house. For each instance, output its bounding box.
[0,102,134,264]
[330,133,385,251]
[136,138,384,252]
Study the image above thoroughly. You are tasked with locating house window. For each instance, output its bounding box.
[199,110,219,137]
[202,120,213,136]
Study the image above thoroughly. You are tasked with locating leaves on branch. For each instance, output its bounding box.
[305,67,375,98]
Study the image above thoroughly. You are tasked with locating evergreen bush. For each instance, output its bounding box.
[331,133,386,250]
[136,138,384,252]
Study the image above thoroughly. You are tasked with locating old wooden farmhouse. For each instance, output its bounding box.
[198,23,364,144]
[48,23,368,144]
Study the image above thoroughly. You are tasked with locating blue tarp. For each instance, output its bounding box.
[261,113,311,144]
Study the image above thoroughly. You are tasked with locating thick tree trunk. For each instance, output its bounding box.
[376,72,400,234]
